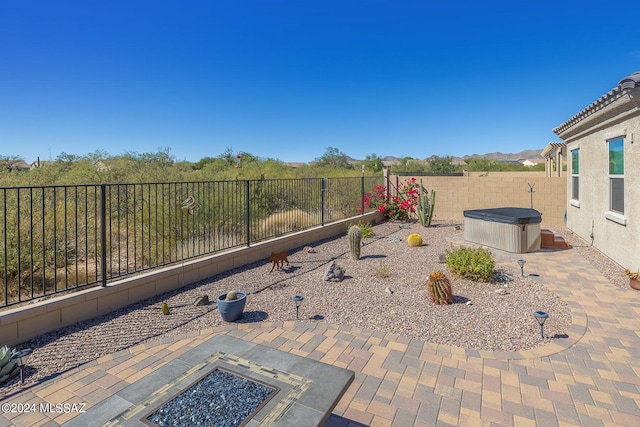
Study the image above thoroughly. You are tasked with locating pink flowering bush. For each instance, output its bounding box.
[364,178,420,220]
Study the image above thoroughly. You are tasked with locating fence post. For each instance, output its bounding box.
[361,175,365,215]
[321,178,326,226]
[100,184,107,287]
[245,180,250,247]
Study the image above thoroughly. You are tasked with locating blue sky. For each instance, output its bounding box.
[2,1,639,164]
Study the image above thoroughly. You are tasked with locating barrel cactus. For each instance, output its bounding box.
[407,233,423,247]
[0,346,19,384]
[348,225,362,260]
[426,271,454,305]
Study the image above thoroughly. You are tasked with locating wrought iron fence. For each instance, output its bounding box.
[0,176,383,307]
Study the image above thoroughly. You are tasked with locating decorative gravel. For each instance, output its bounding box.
[147,369,273,427]
[4,220,623,393]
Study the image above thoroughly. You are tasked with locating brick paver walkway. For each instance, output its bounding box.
[2,238,640,426]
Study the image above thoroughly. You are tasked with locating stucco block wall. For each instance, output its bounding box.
[0,212,382,347]
[389,174,566,226]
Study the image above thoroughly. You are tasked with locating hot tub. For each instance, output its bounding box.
[463,207,541,254]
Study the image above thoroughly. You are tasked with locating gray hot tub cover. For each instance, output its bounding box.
[463,207,542,225]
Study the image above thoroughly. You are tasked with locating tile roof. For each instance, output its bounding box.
[553,71,640,136]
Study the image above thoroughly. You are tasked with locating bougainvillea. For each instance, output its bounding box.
[363,178,420,220]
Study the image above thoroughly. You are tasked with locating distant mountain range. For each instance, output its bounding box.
[347,149,544,163]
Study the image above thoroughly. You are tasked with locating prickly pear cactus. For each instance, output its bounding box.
[0,345,19,384]
[426,271,454,305]
[407,233,423,247]
[348,225,362,260]
[225,291,239,301]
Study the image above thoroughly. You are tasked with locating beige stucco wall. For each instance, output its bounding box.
[556,89,640,270]
[389,174,567,226]
[0,212,383,347]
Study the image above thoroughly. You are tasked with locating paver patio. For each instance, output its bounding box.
[2,233,640,426]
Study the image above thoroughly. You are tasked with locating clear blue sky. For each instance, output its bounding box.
[2,1,639,164]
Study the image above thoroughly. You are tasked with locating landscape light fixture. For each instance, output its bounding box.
[517,259,526,277]
[292,295,304,320]
[11,348,33,384]
[533,311,549,340]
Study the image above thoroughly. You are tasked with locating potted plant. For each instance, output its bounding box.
[625,269,640,290]
[216,291,247,321]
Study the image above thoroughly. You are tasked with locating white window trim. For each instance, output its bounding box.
[607,137,624,215]
[605,210,627,225]
[570,149,579,203]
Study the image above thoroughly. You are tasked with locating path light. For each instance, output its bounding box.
[292,295,304,320]
[533,311,549,340]
[517,259,526,277]
[11,348,33,384]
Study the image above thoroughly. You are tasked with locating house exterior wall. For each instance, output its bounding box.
[554,77,640,271]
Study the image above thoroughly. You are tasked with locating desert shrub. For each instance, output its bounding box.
[347,220,375,238]
[445,246,494,282]
[373,262,391,278]
[257,209,316,238]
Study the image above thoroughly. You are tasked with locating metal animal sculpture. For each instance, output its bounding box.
[269,251,289,272]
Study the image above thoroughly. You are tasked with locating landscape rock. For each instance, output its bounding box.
[323,260,345,282]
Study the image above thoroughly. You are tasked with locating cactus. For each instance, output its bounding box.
[407,233,423,247]
[161,302,170,315]
[348,225,362,260]
[225,291,239,301]
[426,271,454,305]
[0,345,19,384]
[417,180,436,227]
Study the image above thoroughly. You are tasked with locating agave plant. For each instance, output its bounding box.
[0,345,19,385]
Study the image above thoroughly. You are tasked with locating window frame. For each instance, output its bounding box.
[570,149,579,204]
[606,136,625,224]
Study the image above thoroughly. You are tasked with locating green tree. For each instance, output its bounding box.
[363,153,384,173]
[0,155,25,172]
[314,147,351,169]
[427,155,455,174]
[464,157,500,172]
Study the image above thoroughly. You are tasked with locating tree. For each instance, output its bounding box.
[0,155,25,172]
[427,155,455,174]
[314,147,351,169]
[363,153,384,173]
[464,157,500,172]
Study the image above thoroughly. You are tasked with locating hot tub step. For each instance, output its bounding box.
[541,229,570,249]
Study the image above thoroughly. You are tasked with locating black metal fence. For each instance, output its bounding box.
[0,176,382,307]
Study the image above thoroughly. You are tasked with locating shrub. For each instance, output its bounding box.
[364,178,419,220]
[373,262,391,278]
[445,246,494,282]
[347,220,375,238]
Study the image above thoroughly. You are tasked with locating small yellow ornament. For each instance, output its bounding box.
[161,302,170,315]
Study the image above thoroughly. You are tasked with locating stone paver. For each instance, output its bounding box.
[2,237,640,426]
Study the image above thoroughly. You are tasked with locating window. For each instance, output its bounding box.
[608,137,624,214]
[571,149,579,201]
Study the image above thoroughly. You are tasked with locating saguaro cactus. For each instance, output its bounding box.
[348,225,362,260]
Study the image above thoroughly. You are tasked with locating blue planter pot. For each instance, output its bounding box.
[216,292,247,322]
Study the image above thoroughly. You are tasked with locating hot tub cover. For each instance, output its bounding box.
[463,207,542,225]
